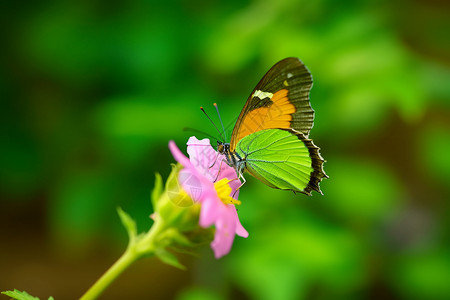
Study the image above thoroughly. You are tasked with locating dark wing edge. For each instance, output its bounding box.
[294,130,328,196]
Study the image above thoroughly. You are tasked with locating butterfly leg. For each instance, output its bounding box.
[213,159,227,182]
[231,172,246,198]
[209,151,220,169]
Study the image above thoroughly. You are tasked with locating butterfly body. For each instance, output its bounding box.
[217,141,246,177]
[218,57,328,195]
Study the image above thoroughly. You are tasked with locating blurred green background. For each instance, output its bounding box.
[1,0,450,299]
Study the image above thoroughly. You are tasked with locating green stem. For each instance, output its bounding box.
[80,219,165,300]
[80,248,137,300]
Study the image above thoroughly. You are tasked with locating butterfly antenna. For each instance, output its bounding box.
[200,107,226,141]
[213,103,227,141]
[183,127,218,141]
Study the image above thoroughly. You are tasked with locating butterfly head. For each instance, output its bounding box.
[217,141,242,172]
[217,141,229,155]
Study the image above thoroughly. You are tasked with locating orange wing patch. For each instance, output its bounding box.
[231,89,295,151]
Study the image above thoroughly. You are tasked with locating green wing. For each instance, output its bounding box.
[235,128,327,195]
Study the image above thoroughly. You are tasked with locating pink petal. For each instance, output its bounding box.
[186,137,221,182]
[211,205,238,258]
[232,208,249,238]
[169,141,192,168]
[178,169,204,200]
[198,194,221,227]
[169,141,214,200]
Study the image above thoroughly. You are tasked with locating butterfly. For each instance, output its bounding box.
[217,57,328,195]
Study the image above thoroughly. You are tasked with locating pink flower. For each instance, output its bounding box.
[169,137,248,258]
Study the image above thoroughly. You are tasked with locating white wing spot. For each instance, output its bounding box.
[253,90,274,100]
[287,73,293,78]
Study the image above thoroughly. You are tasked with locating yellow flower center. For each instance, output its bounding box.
[214,178,241,205]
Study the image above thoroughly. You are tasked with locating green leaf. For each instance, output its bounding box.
[170,246,200,257]
[155,248,186,270]
[164,228,194,247]
[117,207,137,241]
[1,290,41,300]
[151,172,163,208]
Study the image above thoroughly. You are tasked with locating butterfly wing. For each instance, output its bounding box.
[235,128,327,195]
[230,57,314,152]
